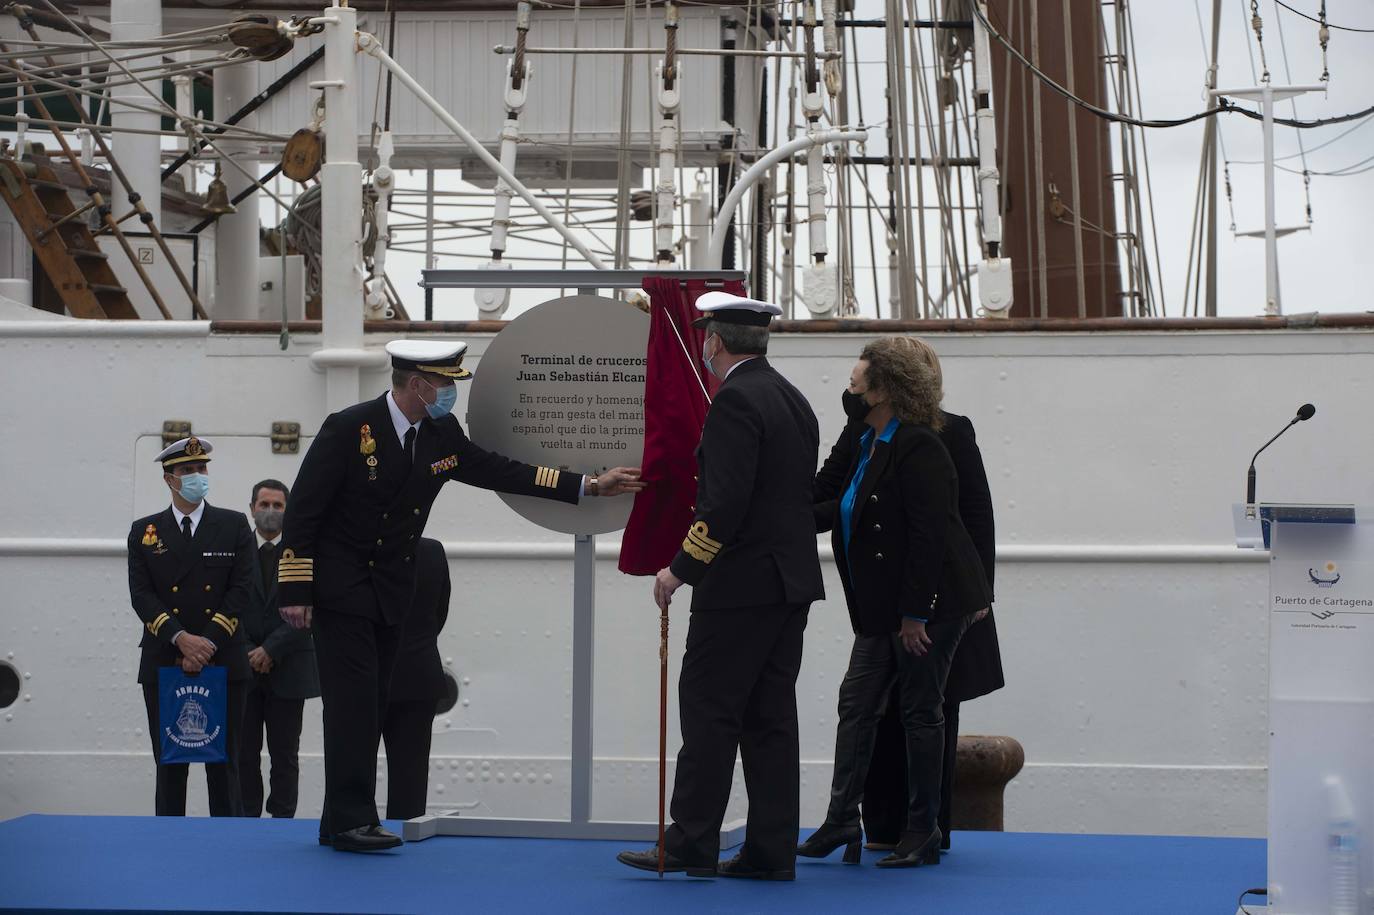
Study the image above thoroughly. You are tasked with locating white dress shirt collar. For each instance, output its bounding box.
[722,355,760,381]
[171,500,206,537]
[255,529,280,550]
[385,390,422,446]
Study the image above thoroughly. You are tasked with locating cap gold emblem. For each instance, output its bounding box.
[184,437,204,457]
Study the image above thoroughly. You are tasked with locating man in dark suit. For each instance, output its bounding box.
[382,537,450,821]
[618,293,824,881]
[277,340,644,852]
[239,479,320,818]
[127,436,254,817]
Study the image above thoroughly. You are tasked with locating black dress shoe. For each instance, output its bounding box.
[318,835,332,846]
[797,823,863,863]
[331,825,403,853]
[718,853,795,881]
[616,846,716,877]
[874,828,941,868]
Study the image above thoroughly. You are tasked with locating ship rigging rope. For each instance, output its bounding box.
[1273,0,1374,32]
[1271,0,1313,223]
[971,3,1374,129]
[1276,149,1374,176]
[1229,114,1374,162]
[0,57,285,141]
[28,0,312,236]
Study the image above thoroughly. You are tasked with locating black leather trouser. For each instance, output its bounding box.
[824,615,968,834]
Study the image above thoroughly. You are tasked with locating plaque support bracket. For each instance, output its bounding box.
[406,271,748,849]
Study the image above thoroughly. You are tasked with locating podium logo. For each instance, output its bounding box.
[1311,608,1337,621]
[1308,562,1340,588]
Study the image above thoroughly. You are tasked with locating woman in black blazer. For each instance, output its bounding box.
[799,337,991,868]
[860,338,1003,852]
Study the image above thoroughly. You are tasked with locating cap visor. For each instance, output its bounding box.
[691,315,711,329]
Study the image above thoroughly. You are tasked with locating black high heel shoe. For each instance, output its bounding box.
[797,823,863,864]
[874,828,942,868]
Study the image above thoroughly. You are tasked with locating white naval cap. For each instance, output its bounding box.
[385,339,471,379]
[691,291,783,329]
[155,436,213,467]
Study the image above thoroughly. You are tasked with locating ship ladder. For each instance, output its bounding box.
[0,155,137,319]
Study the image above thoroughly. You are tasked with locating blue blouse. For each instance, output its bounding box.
[839,417,900,555]
[838,418,928,624]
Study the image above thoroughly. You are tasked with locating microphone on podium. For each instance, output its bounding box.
[1246,403,1316,514]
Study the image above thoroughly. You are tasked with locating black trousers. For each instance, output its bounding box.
[823,615,967,835]
[141,676,246,817]
[312,608,401,837]
[861,695,961,846]
[239,674,306,818]
[664,602,809,871]
[382,699,436,821]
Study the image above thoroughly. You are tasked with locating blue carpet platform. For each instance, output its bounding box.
[0,815,1263,914]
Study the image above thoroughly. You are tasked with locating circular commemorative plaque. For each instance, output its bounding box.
[466,294,649,535]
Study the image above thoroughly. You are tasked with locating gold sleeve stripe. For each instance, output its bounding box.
[277,559,313,568]
[681,539,716,565]
[149,612,170,636]
[277,573,313,583]
[685,530,720,555]
[535,466,562,489]
[212,614,237,636]
[688,522,721,550]
[687,519,719,549]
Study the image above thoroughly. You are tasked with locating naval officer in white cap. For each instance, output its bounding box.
[618,292,824,879]
[127,436,255,816]
[276,340,644,852]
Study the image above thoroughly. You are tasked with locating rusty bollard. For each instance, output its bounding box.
[950,735,1024,831]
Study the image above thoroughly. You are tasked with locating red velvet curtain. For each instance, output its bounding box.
[617,277,742,575]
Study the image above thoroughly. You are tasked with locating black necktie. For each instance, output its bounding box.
[404,426,417,463]
[259,541,276,590]
[181,516,193,541]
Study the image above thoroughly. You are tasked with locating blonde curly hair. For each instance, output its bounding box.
[859,336,945,431]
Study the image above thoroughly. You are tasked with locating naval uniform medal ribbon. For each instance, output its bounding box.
[360,424,379,480]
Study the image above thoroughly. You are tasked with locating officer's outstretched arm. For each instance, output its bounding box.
[437,417,583,504]
[277,412,350,611]
[668,386,761,587]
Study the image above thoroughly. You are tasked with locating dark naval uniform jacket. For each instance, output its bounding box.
[669,358,825,610]
[127,504,254,682]
[277,394,583,623]
[241,544,320,700]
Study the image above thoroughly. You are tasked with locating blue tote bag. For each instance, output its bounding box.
[157,665,228,764]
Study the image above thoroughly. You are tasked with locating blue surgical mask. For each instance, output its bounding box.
[178,472,209,504]
[422,380,458,419]
[701,334,719,378]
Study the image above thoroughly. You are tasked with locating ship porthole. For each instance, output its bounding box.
[0,662,19,709]
[435,667,459,716]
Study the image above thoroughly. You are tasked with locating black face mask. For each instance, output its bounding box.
[842,389,873,423]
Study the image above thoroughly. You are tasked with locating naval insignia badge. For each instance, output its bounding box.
[142,523,158,546]
[366,454,379,481]
[360,424,377,455]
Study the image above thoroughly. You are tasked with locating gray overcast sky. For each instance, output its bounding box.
[294,1,1374,320]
